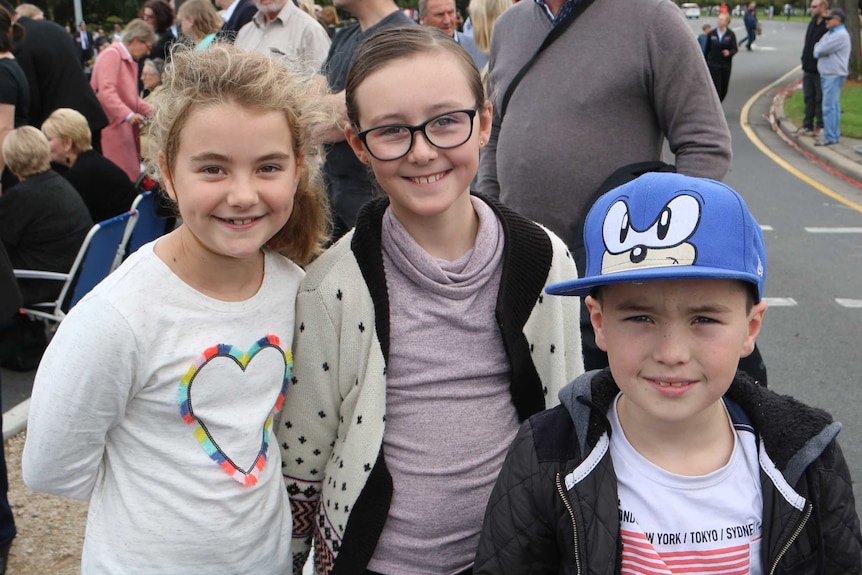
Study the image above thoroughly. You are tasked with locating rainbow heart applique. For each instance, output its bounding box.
[178,335,292,487]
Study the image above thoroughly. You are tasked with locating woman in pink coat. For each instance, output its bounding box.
[90,19,156,181]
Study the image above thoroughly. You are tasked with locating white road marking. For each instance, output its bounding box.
[804,227,862,233]
[836,299,862,308]
[763,297,798,306]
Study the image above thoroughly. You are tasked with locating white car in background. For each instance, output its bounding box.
[682,3,701,17]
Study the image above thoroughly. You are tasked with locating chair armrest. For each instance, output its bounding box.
[13,269,71,282]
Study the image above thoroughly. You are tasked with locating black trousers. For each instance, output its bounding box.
[708,63,732,102]
[802,71,824,130]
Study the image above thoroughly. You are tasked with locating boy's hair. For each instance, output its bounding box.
[345,26,485,129]
[148,44,332,265]
[546,173,767,302]
[702,23,711,31]
[177,0,223,40]
[42,108,93,154]
[2,126,51,177]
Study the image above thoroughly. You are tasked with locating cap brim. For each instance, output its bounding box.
[545,266,763,297]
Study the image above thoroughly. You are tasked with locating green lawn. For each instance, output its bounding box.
[784,81,862,138]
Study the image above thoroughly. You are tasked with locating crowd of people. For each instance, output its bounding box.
[694,0,850,148]
[0,0,861,573]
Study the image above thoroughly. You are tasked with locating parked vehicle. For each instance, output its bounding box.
[682,2,702,17]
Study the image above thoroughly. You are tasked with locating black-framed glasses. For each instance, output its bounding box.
[356,109,477,161]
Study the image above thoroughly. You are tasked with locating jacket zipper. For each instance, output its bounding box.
[555,472,582,575]
[768,501,812,575]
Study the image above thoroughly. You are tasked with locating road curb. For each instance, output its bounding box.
[771,78,862,187]
[3,398,28,441]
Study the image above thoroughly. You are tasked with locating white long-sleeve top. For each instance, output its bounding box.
[22,242,303,574]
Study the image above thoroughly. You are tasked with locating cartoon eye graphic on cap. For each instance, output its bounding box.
[601,194,701,274]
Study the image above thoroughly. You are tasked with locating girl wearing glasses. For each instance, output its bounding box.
[280,26,583,575]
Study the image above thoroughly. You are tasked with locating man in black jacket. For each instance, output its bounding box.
[11,13,108,152]
[217,0,257,41]
[798,0,829,136]
[74,21,94,67]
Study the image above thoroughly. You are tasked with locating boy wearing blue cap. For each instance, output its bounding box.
[474,173,862,574]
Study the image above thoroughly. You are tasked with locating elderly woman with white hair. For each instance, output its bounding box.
[42,108,138,223]
[0,126,91,305]
[90,18,156,181]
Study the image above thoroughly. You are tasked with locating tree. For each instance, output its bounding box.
[835,0,862,78]
[44,0,149,29]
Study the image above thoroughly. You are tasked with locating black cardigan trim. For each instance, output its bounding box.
[334,193,556,574]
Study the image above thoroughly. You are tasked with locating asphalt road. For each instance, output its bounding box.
[3,13,862,513]
[684,15,862,512]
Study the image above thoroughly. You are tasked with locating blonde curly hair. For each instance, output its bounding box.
[148,44,333,264]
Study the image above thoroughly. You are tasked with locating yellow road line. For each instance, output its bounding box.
[740,65,862,213]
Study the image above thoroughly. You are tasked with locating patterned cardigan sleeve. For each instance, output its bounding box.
[279,283,344,574]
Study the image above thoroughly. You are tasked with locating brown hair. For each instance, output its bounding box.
[345,26,485,129]
[148,44,332,265]
[0,5,25,52]
[321,5,339,26]
[140,0,174,33]
[177,0,223,42]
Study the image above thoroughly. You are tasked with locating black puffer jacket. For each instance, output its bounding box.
[475,369,862,574]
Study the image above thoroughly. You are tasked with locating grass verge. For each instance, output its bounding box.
[784,80,862,138]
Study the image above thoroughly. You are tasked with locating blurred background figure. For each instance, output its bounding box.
[90,19,155,181]
[234,0,330,69]
[140,58,166,166]
[177,0,223,50]
[705,13,738,101]
[140,57,165,99]
[743,1,758,50]
[41,108,138,223]
[11,4,109,152]
[698,23,712,54]
[320,4,339,38]
[140,0,176,61]
[0,126,92,306]
[467,0,511,79]
[418,0,487,69]
[0,242,20,574]
[215,0,256,41]
[12,3,42,19]
[75,22,94,68]
[0,4,28,194]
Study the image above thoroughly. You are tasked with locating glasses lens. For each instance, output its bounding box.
[364,110,474,160]
[365,125,412,161]
[424,111,474,149]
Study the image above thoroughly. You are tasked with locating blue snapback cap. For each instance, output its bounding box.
[546,173,767,300]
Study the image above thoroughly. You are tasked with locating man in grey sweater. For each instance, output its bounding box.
[477,0,732,250]
[477,0,734,372]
